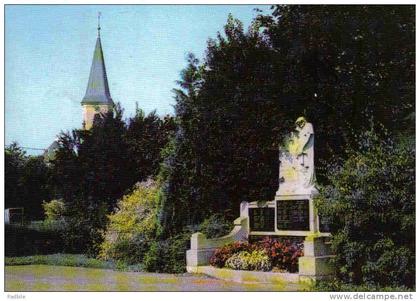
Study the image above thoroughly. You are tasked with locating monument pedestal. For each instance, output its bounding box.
[298,234,334,283]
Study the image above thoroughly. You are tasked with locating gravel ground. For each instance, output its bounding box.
[5,265,306,292]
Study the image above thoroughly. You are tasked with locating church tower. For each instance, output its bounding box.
[81,14,114,130]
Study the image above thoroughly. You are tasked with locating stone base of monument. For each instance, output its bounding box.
[188,265,301,284]
[186,199,334,283]
[298,235,335,283]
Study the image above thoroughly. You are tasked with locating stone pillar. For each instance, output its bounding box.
[298,234,334,283]
[186,233,217,272]
[308,198,319,233]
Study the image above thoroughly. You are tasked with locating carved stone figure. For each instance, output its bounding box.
[277,117,317,196]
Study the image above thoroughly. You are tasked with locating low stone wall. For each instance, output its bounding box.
[186,202,250,268]
[189,266,300,284]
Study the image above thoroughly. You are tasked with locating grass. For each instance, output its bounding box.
[5,265,303,291]
[6,254,114,269]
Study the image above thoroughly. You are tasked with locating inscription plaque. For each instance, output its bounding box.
[249,207,275,232]
[276,199,309,231]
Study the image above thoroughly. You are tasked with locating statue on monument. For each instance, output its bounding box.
[277,117,317,196]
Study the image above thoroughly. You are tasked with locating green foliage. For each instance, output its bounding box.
[42,199,66,221]
[126,108,176,181]
[5,224,64,256]
[159,16,281,237]
[49,104,174,254]
[57,198,108,255]
[314,278,413,292]
[259,5,415,180]
[198,214,232,239]
[225,250,272,272]
[99,180,160,264]
[314,129,415,288]
[158,6,414,236]
[27,220,66,232]
[5,142,51,220]
[5,254,115,270]
[143,232,191,273]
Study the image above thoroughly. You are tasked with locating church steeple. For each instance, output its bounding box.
[81,13,114,130]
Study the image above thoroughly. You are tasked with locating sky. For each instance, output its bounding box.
[5,4,271,155]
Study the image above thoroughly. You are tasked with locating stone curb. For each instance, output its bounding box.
[187,265,300,284]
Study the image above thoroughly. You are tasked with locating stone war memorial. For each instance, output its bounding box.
[186,117,334,283]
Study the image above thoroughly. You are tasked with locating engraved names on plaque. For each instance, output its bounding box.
[249,207,275,232]
[276,199,310,231]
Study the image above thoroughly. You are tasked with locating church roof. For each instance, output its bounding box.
[43,140,60,162]
[81,34,114,106]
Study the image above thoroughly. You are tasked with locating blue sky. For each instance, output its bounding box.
[5,5,271,154]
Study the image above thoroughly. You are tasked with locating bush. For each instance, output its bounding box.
[42,199,66,221]
[256,237,303,273]
[314,279,413,292]
[5,254,115,269]
[314,130,415,288]
[143,232,191,273]
[209,241,256,268]
[101,233,151,265]
[5,224,64,256]
[27,219,66,232]
[225,250,272,271]
[198,213,232,239]
[99,180,160,263]
[60,201,108,255]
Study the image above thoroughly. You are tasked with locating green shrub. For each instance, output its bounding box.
[99,180,160,263]
[5,254,115,269]
[27,219,66,232]
[101,233,151,265]
[198,214,232,239]
[60,201,108,255]
[143,232,191,273]
[314,278,413,292]
[315,130,415,288]
[42,199,66,221]
[225,250,272,271]
[5,224,64,256]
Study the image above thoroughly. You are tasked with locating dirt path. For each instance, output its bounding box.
[6,265,305,292]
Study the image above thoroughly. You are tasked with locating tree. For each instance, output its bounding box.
[5,143,51,220]
[258,5,415,179]
[315,129,415,288]
[50,103,175,253]
[158,6,414,239]
[50,105,134,253]
[5,142,27,210]
[125,106,176,181]
[158,16,285,236]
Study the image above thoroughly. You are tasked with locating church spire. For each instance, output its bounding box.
[81,13,113,106]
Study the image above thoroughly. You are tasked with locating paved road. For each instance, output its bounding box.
[6,265,305,292]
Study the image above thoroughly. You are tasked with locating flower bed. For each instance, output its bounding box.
[210,237,303,273]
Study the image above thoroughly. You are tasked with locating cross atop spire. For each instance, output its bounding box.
[97,12,101,37]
